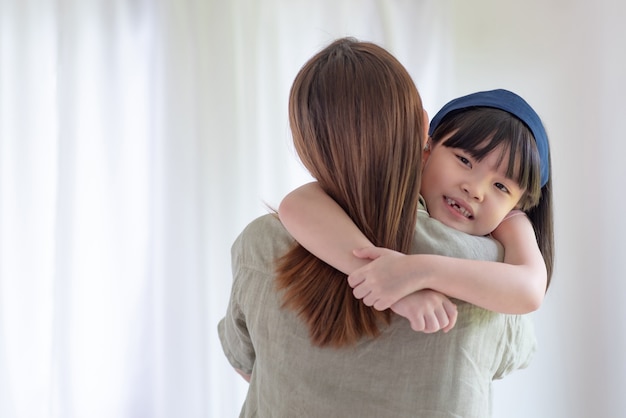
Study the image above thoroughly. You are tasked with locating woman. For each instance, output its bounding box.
[218,38,535,417]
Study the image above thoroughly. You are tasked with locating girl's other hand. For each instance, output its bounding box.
[391,290,458,333]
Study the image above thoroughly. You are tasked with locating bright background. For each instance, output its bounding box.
[1,1,625,417]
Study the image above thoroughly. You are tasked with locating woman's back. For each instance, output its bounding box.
[219,212,536,418]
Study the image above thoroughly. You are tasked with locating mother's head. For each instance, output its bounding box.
[289,37,425,250]
[278,38,426,347]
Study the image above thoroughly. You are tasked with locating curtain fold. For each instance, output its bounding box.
[1,2,58,417]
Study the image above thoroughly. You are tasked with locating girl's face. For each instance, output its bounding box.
[420,136,526,236]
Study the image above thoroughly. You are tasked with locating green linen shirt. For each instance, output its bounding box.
[218,205,536,418]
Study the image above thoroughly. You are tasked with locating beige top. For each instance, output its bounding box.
[219,207,536,418]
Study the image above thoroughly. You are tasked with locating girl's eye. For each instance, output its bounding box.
[456,155,472,167]
[495,182,509,193]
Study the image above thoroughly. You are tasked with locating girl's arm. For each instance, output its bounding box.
[280,183,547,315]
[349,213,547,314]
[279,182,458,332]
[278,182,373,275]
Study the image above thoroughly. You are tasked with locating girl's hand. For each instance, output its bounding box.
[391,290,458,333]
[348,247,429,311]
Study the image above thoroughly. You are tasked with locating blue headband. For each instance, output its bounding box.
[429,89,550,187]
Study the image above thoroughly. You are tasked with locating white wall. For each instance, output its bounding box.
[448,2,626,417]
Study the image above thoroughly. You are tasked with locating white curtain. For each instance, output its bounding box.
[0,1,450,417]
[2,1,626,417]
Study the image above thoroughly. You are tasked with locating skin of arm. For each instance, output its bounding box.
[235,368,251,382]
[278,182,372,274]
[349,213,547,314]
[279,182,458,332]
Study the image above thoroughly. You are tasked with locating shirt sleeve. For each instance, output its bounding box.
[492,315,537,380]
[217,239,256,375]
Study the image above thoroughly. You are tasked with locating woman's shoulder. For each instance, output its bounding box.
[414,214,504,262]
[232,213,295,270]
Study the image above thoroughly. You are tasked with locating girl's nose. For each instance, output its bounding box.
[462,181,484,202]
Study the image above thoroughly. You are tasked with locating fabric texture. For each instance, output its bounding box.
[218,202,536,418]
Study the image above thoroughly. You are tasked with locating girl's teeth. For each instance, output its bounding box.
[446,198,471,218]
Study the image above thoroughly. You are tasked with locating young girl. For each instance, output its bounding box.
[279,89,553,332]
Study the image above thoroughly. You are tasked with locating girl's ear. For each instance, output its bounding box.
[421,109,430,148]
[421,109,431,165]
[422,137,432,165]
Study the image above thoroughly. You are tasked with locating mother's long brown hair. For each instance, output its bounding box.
[276,38,425,347]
